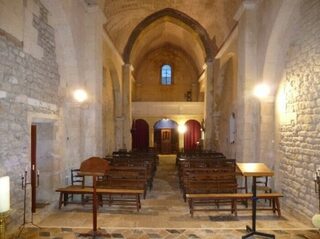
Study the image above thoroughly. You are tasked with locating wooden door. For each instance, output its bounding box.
[31,125,37,213]
[161,129,171,154]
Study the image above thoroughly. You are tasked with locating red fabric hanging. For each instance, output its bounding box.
[132,119,149,151]
[184,120,201,152]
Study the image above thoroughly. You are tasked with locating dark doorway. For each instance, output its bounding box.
[154,119,178,154]
[161,129,171,154]
[31,125,37,213]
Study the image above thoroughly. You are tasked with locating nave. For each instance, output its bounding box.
[17,155,319,239]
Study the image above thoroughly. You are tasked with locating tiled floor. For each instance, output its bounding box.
[13,155,320,238]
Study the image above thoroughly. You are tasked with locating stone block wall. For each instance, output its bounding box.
[0,0,60,229]
[278,0,320,218]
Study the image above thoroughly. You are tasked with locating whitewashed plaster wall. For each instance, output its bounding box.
[102,32,124,155]
[43,0,107,160]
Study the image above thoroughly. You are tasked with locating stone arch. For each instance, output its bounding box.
[106,58,122,117]
[261,0,301,94]
[123,8,214,64]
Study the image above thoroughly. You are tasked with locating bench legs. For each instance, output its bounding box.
[102,193,142,212]
[186,197,281,217]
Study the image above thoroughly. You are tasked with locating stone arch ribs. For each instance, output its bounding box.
[123,8,214,64]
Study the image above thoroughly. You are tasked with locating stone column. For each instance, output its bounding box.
[122,64,133,150]
[235,0,260,162]
[203,61,214,150]
[80,6,106,158]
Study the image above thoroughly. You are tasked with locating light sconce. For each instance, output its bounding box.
[0,176,10,239]
[253,83,271,99]
[178,124,187,134]
[73,89,88,103]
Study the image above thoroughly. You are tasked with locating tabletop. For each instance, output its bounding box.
[236,163,274,177]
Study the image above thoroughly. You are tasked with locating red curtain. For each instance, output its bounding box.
[132,119,149,151]
[184,120,201,152]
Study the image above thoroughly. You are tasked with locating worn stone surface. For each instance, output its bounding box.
[278,0,320,219]
[0,0,60,230]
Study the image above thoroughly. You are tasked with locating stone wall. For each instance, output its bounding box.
[0,0,60,230]
[278,0,320,218]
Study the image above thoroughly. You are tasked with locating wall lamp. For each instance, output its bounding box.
[0,176,10,239]
[73,89,88,103]
[253,83,271,99]
[178,124,187,134]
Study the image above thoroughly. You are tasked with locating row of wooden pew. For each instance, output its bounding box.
[176,152,283,217]
[56,151,158,212]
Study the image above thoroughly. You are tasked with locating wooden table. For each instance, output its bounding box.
[237,163,275,239]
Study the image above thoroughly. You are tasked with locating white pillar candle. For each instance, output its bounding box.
[0,176,10,213]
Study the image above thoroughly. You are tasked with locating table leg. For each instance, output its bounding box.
[79,175,109,238]
[242,176,275,239]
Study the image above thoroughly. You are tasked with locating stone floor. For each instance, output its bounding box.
[13,155,320,238]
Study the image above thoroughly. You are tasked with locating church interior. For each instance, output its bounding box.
[1,0,320,238]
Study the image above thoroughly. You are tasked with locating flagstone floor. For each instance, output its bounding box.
[13,155,320,239]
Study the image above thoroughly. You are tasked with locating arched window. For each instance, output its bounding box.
[161,64,172,85]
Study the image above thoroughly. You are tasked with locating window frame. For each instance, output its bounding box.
[160,64,173,85]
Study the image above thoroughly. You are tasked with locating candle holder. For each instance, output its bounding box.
[0,212,9,239]
[312,169,320,229]
[314,170,320,212]
[17,169,40,237]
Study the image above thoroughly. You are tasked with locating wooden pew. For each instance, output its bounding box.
[55,186,144,211]
[186,192,283,217]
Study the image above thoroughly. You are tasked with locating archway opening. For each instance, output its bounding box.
[154,119,179,154]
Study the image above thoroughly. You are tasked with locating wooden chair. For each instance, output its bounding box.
[256,176,272,205]
[70,168,85,202]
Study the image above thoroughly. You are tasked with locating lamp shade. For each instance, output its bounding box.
[312,214,320,228]
[0,176,10,213]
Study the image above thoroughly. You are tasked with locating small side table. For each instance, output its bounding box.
[237,163,275,239]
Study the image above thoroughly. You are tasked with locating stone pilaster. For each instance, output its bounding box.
[203,61,214,150]
[80,5,106,158]
[122,64,133,150]
[235,0,260,162]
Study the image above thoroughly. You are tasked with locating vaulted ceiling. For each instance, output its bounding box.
[101,0,241,71]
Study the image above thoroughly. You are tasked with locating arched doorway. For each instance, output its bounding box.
[184,120,201,152]
[131,119,149,152]
[154,119,179,154]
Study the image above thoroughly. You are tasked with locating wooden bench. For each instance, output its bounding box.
[102,166,148,199]
[56,185,92,209]
[56,185,144,211]
[97,188,144,211]
[186,192,283,217]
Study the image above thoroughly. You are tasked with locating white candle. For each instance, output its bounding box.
[37,170,40,175]
[0,176,10,213]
